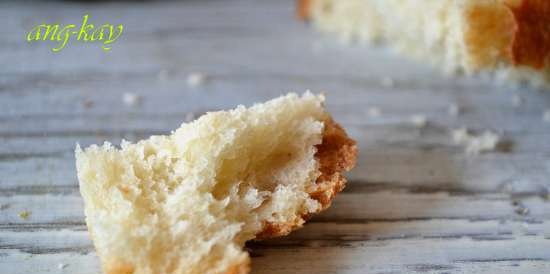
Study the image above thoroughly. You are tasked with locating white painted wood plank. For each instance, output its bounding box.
[2,236,549,274]
[0,251,100,274]
[1,57,549,130]
[2,99,550,136]
[285,220,550,241]
[2,220,549,251]
[250,236,550,274]
[1,221,549,274]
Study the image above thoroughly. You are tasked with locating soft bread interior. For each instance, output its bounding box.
[76,93,356,274]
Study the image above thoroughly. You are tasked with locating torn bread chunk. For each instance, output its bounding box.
[298,0,550,88]
[75,92,357,274]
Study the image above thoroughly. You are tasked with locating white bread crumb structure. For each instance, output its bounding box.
[76,93,356,274]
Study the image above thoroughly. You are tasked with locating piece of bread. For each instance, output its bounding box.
[299,0,550,88]
[75,92,357,274]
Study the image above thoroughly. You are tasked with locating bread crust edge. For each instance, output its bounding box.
[255,117,357,239]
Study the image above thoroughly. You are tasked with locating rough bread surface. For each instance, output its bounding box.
[75,93,357,274]
[300,0,550,88]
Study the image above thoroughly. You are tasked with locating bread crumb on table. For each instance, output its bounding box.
[410,114,428,128]
[451,127,500,155]
[122,92,141,107]
[187,72,207,87]
[515,206,530,216]
[18,210,31,220]
[513,201,530,216]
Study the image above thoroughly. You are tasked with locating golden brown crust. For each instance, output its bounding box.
[224,259,251,274]
[309,117,357,208]
[297,0,312,20]
[255,220,301,239]
[505,0,550,69]
[256,117,357,239]
[445,0,550,71]
[105,260,135,274]
[300,0,550,71]
[464,2,517,70]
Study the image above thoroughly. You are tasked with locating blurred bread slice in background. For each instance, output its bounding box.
[299,0,550,89]
[76,93,356,274]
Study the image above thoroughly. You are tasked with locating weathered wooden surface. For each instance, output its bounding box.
[1,0,550,273]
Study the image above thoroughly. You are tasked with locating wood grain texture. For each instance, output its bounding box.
[1,0,549,273]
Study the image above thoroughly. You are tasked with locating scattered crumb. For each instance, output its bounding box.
[451,128,469,143]
[368,107,381,118]
[512,94,524,107]
[0,204,10,210]
[82,99,94,109]
[157,69,170,82]
[410,114,428,128]
[380,77,394,88]
[515,205,530,216]
[184,112,195,122]
[451,127,500,155]
[543,109,550,123]
[19,210,31,220]
[122,92,141,107]
[448,103,461,116]
[58,263,68,270]
[187,72,206,87]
